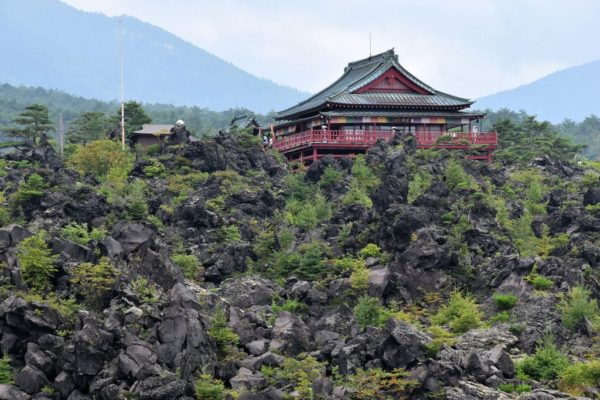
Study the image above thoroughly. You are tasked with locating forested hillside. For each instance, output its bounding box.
[0,83,271,139]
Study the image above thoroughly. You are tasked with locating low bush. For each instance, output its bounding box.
[261,354,324,399]
[61,222,106,245]
[12,173,47,205]
[130,277,161,305]
[492,293,518,310]
[70,258,118,308]
[208,306,239,356]
[559,286,600,331]
[272,241,329,281]
[16,230,57,292]
[407,170,432,203]
[359,243,382,258]
[349,258,369,292]
[430,291,483,334]
[68,139,133,178]
[498,383,531,394]
[271,298,306,314]
[171,253,200,280]
[354,296,390,329]
[559,359,600,396]
[0,354,14,384]
[194,373,227,399]
[346,367,418,400]
[424,325,456,358]
[517,335,569,381]
[216,225,241,243]
[319,166,343,188]
[142,160,166,178]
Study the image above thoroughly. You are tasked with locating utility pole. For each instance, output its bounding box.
[369,31,372,57]
[59,114,64,157]
[120,19,126,150]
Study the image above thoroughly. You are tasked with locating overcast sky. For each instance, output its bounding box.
[61,0,600,99]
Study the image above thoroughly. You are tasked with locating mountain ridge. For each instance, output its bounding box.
[476,59,600,123]
[0,0,308,113]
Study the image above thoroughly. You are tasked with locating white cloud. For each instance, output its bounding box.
[61,0,600,98]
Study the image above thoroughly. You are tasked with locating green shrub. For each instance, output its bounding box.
[171,253,200,280]
[517,335,569,381]
[194,373,226,400]
[430,291,483,334]
[341,181,373,208]
[490,311,510,324]
[424,325,456,358]
[272,241,329,281]
[16,230,57,292]
[350,259,369,292]
[351,155,379,189]
[70,257,118,308]
[0,192,10,227]
[445,159,477,191]
[320,166,343,188]
[68,139,133,178]
[559,359,600,396]
[61,222,106,245]
[126,180,148,220]
[216,225,241,243]
[0,354,14,384]
[559,286,600,331]
[13,173,47,204]
[142,160,166,178]
[408,170,432,203]
[359,243,382,258]
[354,296,390,329]
[532,275,554,290]
[208,306,239,355]
[341,155,379,208]
[130,277,161,305]
[498,383,531,393]
[166,171,209,193]
[285,192,331,230]
[21,292,79,322]
[260,354,324,399]
[346,367,418,400]
[271,298,306,314]
[493,293,518,310]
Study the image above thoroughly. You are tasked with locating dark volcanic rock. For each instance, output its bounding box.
[218,276,283,308]
[270,312,311,356]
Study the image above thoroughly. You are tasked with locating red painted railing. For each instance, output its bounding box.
[274,129,497,152]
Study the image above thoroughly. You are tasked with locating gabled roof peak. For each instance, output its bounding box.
[345,48,397,72]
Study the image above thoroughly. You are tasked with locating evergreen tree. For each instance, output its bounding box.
[110,101,152,140]
[67,111,109,144]
[1,104,54,145]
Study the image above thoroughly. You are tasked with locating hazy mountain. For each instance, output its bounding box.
[0,0,308,113]
[476,60,600,123]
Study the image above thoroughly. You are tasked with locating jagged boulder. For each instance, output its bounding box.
[269,312,311,356]
[0,384,30,400]
[218,276,283,309]
[112,221,155,255]
[378,319,431,369]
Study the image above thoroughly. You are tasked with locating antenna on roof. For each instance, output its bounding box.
[119,19,126,150]
[369,31,372,58]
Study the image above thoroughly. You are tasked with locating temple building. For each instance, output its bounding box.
[272,49,497,163]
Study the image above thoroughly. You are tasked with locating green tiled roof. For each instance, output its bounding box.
[275,49,473,120]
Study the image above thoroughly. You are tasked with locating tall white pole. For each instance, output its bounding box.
[120,19,126,149]
[59,113,64,157]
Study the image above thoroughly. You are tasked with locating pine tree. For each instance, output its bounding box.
[1,104,54,145]
[67,111,109,144]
